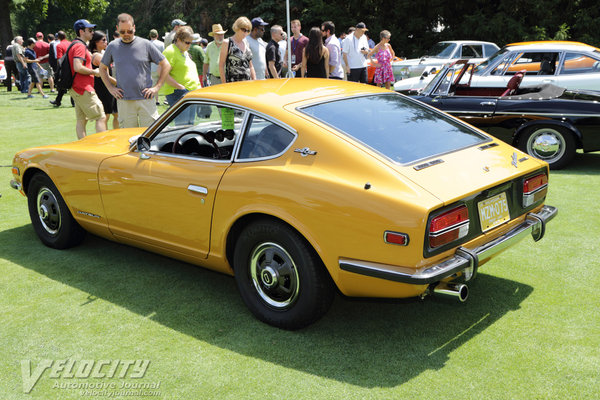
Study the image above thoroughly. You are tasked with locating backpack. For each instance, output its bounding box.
[55,39,84,90]
[48,41,57,70]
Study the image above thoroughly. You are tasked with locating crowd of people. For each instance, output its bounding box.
[3,14,396,139]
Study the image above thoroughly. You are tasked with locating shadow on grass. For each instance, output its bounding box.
[2,224,532,388]
[553,151,600,175]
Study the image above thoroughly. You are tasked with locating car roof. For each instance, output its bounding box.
[439,40,498,46]
[504,41,600,52]
[183,78,390,115]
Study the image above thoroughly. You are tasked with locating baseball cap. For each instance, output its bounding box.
[36,32,43,38]
[251,17,269,28]
[192,33,201,43]
[171,19,187,28]
[149,29,158,38]
[74,19,96,33]
[355,22,368,30]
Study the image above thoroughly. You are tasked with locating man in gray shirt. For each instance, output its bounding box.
[100,13,171,128]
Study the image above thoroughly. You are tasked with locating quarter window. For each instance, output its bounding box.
[560,52,600,74]
[238,115,295,160]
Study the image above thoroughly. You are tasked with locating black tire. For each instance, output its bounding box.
[233,219,334,330]
[27,173,86,249]
[518,125,576,169]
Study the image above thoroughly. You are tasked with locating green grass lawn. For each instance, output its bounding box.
[1,87,598,399]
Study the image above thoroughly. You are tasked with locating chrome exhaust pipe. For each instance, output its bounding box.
[432,282,469,302]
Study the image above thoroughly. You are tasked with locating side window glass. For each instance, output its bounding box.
[508,52,558,75]
[483,44,497,57]
[490,53,515,75]
[431,68,455,95]
[149,103,245,160]
[560,52,600,74]
[461,45,482,59]
[238,115,295,160]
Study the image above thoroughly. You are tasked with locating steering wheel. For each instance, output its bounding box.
[171,131,214,158]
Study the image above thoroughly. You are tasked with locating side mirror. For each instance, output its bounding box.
[137,136,151,159]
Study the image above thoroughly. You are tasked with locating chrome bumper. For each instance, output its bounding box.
[340,205,557,285]
[10,180,22,191]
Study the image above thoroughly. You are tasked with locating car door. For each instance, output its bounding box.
[555,51,600,90]
[98,102,246,258]
[438,96,498,127]
[508,51,561,88]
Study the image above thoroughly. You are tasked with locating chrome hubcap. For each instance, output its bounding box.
[527,128,565,162]
[36,187,61,235]
[250,242,300,309]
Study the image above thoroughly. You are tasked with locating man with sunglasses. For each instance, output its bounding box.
[69,19,106,139]
[100,13,171,128]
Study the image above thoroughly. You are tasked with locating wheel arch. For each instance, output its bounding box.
[225,212,336,287]
[512,120,582,149]
[22,167,49,196]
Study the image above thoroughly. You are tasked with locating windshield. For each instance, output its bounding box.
[474,48,511,74]
[300,94,488,164]
[424,42,457,58]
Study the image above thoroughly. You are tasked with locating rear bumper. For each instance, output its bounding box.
[10,179,22,191]
[340,205,557,285]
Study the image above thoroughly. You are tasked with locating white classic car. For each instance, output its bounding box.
[392,40,499,82]
[460,41,600,91]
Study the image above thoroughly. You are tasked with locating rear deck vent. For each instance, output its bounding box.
[414,159,444,171]
[478,143,499,151]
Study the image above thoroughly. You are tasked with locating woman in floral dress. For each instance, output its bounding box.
[368,30,395,89]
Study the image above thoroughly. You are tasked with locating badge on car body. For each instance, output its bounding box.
[511,152,518,168]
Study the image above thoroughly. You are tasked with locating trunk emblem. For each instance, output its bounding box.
[511,152,518,168]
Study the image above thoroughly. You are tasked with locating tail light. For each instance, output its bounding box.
[429,205,469,248]
[523,173,548,207]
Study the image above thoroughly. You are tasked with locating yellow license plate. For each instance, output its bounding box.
[478,192,510,232]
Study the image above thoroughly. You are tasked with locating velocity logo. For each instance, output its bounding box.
[21,359,150,393]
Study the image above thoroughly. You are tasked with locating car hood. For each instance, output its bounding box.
[389,141,547,204]
[52,127,146,155]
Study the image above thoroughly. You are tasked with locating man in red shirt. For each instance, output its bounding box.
[33,32,55,92]
[50,31,71,107]
[69,19,106,139]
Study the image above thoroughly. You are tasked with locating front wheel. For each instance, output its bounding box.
[518,126,576,169]
[233,220,334,330]
[27,173,86,249]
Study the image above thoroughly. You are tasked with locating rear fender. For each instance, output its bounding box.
[513,120,582,148]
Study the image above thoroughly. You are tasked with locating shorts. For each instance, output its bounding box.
[41,62,54,79]
[69,89,105,122]
[117,98,159,128]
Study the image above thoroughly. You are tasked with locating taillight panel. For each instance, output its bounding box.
[428,205,469,248]
[424,168,549,258]
[522,173,548,207]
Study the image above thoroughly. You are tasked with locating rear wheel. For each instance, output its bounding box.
[518,126,576,169]
[27,173,86,249]
[233,219,334,330]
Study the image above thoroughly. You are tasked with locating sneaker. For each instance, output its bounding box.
[43,94,49,99]
[50,89,56,93]
[27,94,34,98]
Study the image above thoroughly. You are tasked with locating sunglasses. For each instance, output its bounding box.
[183,40,192,45]
[119,29,134,35]
[100,37,107,41]
[240,28,250,33]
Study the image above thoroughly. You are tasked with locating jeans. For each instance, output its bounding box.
[166,89,194,126]
[16,63,30,93]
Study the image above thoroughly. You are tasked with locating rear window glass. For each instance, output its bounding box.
[300,94,488,164]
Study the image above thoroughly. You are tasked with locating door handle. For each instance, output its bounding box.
[480,101,495,106]
[188,185,208,195]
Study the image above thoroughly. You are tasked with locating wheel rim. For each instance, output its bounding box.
[36,187,61,235]
[249,242,300,309]
[526,128,566,163]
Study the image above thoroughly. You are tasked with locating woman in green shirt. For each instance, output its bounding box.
[160,26,200,107]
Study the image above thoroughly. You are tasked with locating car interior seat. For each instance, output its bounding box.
[501,70,526,96]
[538,59,555,75]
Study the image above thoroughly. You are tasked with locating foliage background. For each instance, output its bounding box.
[2,0,600,59]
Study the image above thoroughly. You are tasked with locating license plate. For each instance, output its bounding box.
[478,192,510,232]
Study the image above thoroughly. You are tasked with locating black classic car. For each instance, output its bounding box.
[413,60,600,169]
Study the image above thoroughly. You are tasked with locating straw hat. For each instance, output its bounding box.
[208,24,227,37]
